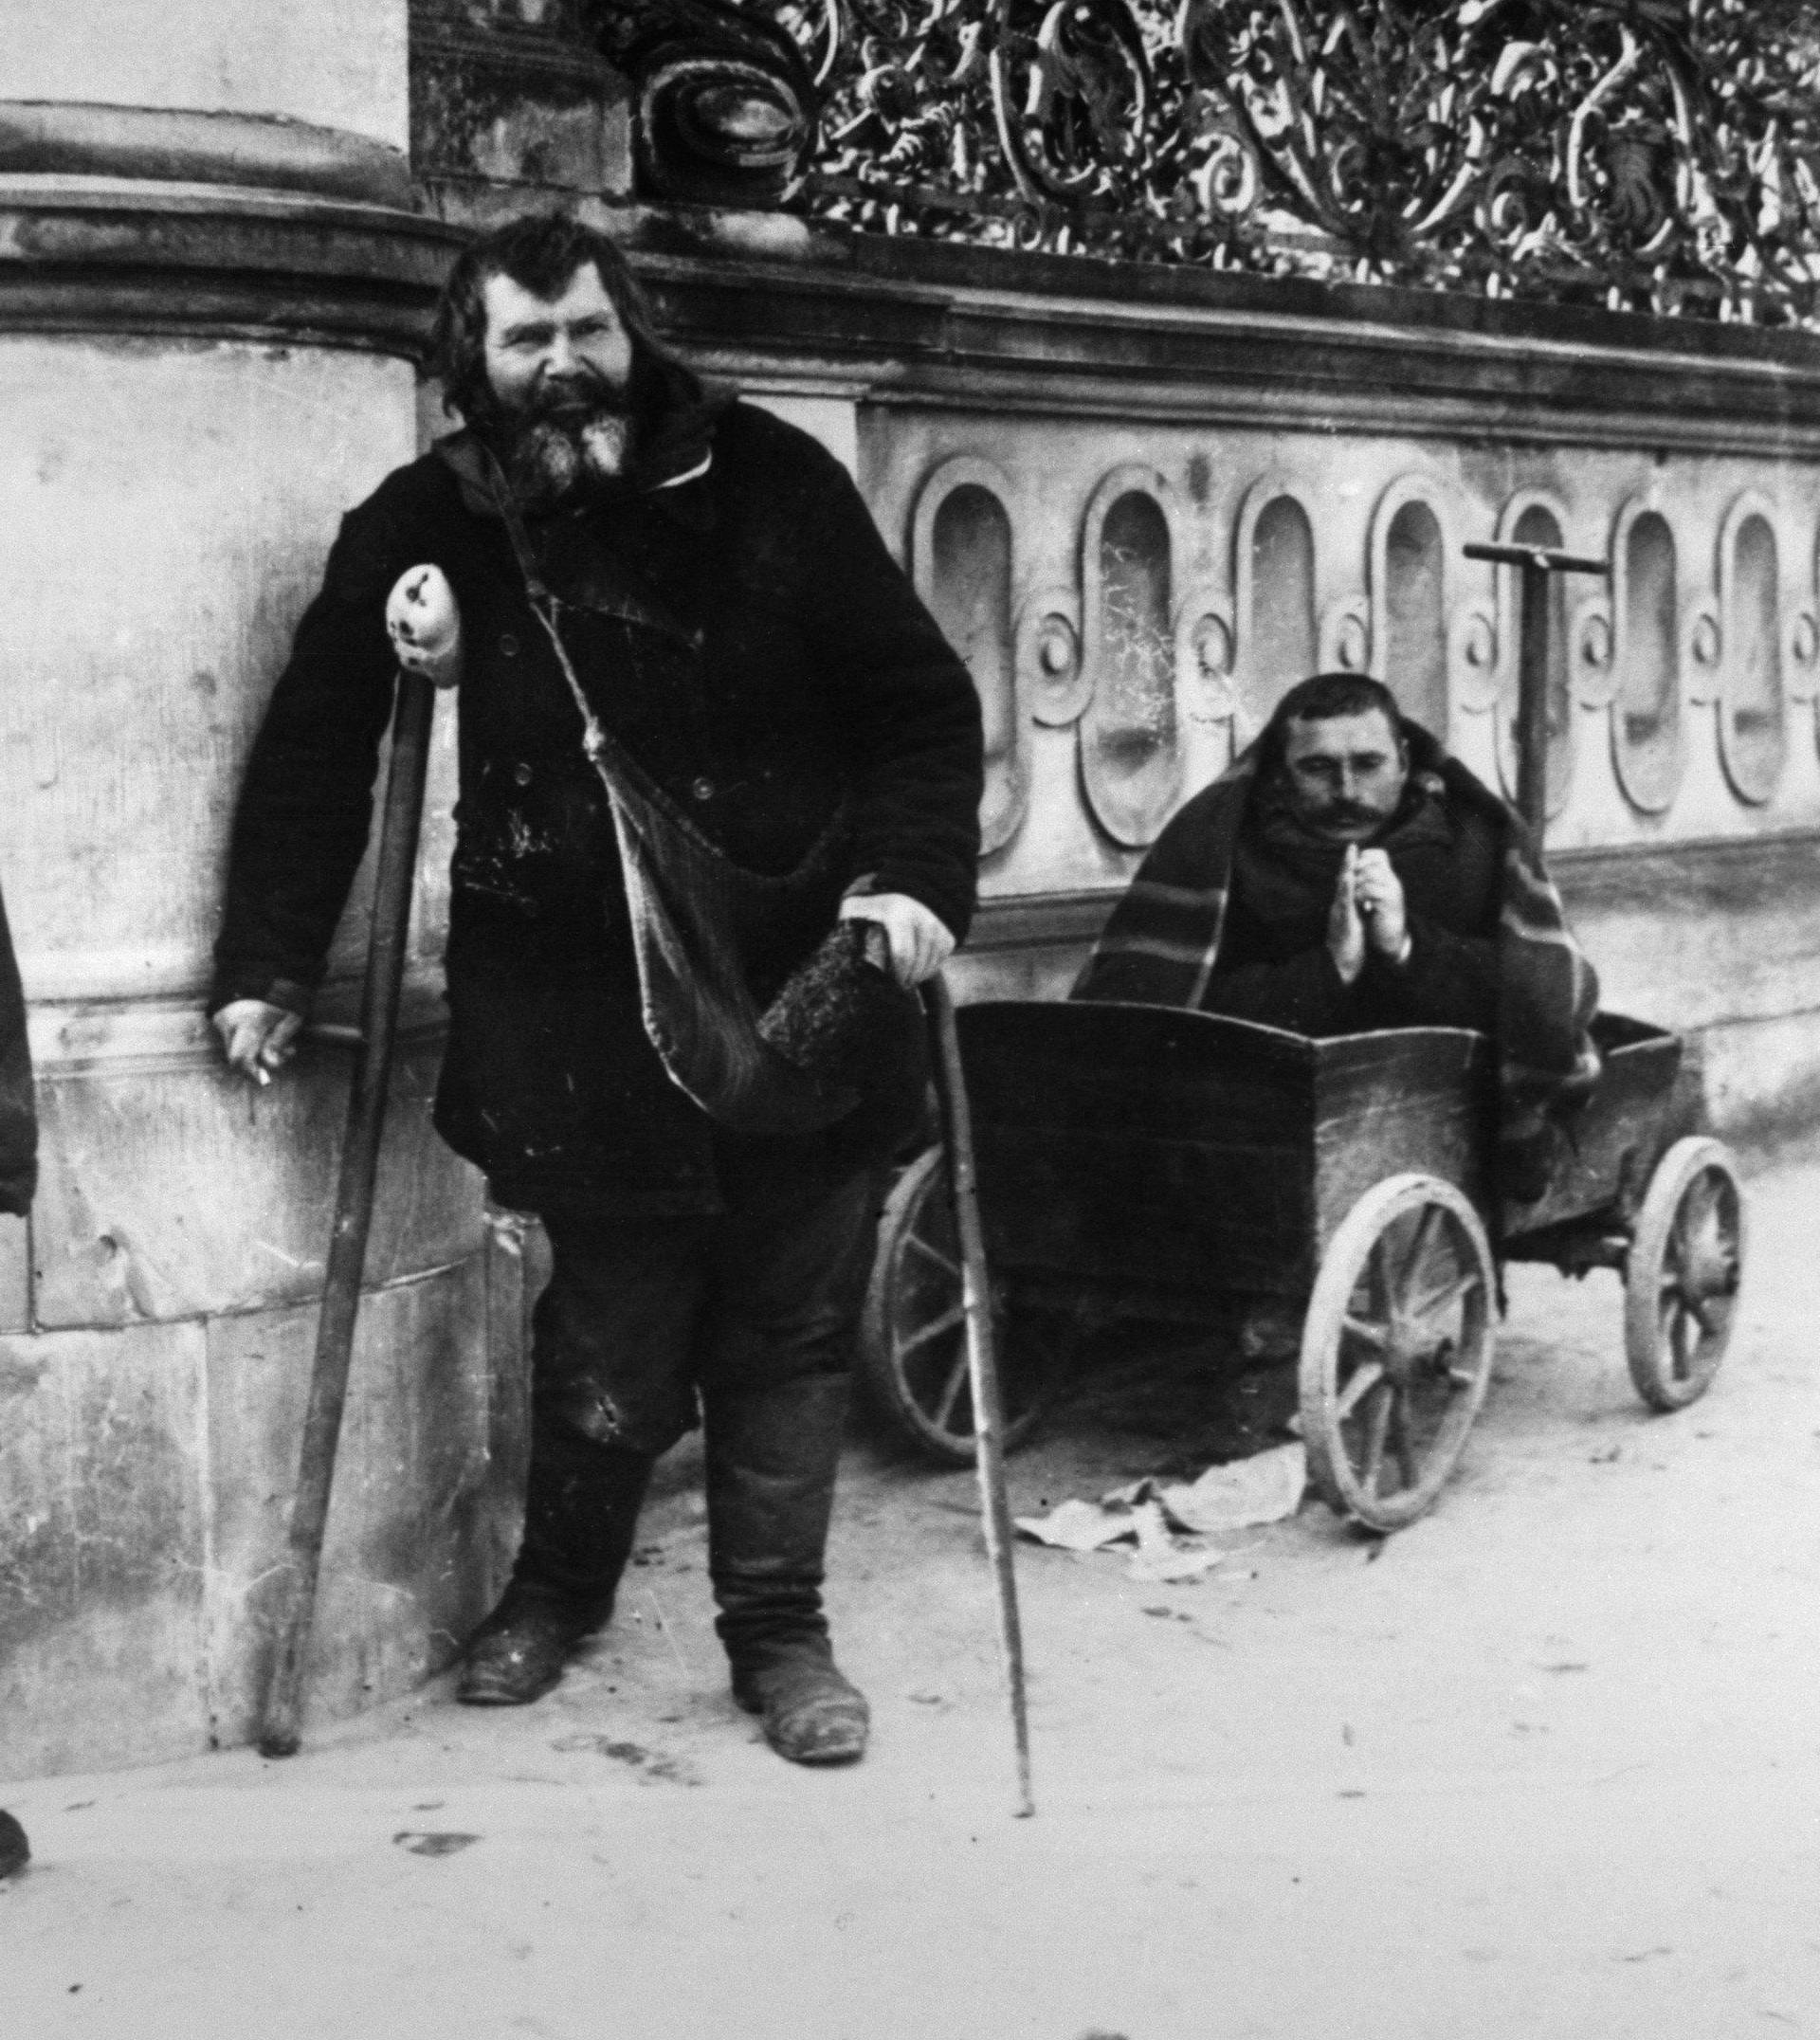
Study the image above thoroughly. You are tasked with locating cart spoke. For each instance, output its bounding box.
[931,1352,973,1431]
[896,1301,967,1357]
[1337,1358,1386,1419]
[1404,1268,1482,1327]
[905,1233,961,1281]
[1360,1384,1393,1494]
[1389,1393,1420,1490]
[1655,1284,1701,1375]
[1396,1203,1445,1292]
[1677,1175,1720,1249]
[1365,1241,1394,1325]
[1341,1314,1390,1353]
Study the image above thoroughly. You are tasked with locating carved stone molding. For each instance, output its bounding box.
[0,177,458,355]
[911,453,1030,855]
[0,101,413,207]
[1018,585,1089,730]
[1715,488,1790,807]
[628,226,1820,463]
[1608,497,1684,816]
[1078,462,1186,847]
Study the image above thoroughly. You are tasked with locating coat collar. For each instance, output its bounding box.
[433,385,727,532]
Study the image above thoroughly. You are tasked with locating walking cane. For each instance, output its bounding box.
[921,974,1034,1818]
[257,669,438,1758]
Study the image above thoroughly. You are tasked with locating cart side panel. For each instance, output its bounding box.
[1311,1029,1494,1252]
[958,1003,1321,1298]
[1502,1013,1685,1242]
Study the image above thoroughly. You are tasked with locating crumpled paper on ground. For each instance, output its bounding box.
[1014,1443,1305,1581]
[1011,1497,1139,1554]
[1156,1442,1306,1534]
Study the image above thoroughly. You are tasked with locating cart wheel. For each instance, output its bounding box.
[1301,1173,1496,1533]
[1624,1137,1743,1412]
[860,1147,1062,1465]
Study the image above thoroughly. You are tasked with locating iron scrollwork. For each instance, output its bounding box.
[771,0,1250,261]
[738,0,1820,323]
[1176,0,1820,319]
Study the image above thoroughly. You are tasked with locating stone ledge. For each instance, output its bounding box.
[0,176,456,353]
[596,206,1820,459]
[26,976,450,1076]
[0,101,414,208]
[970,827,1820,949]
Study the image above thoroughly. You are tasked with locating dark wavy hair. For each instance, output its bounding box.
[1254,671,1408,780]
[427,211,684,427]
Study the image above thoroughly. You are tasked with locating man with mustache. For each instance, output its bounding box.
[1078,670,1593,1059]
[209,213,983,1764]
[1075,670,1598,1410]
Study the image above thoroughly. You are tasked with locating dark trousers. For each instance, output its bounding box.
[518,1142,883,1658]
[531,1143,882,1457]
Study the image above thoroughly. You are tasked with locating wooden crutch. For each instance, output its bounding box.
[258,669,438,1758]
[1462,542,1611,835]
[921,974,1034,1818]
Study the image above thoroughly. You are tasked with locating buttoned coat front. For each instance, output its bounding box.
[213,398,984,1216]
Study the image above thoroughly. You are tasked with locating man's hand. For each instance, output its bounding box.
[386,564,464,688]
[1354,847,1410,963]
[839,894,956,990]
[213,999,303,1085]
[1327,845,1367,985]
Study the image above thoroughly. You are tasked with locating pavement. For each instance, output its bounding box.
[6,1157,1820,2040]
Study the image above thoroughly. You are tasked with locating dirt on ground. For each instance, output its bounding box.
[6,1158,1819,2040]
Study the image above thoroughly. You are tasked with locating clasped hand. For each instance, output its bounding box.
[1326,845,1410,985]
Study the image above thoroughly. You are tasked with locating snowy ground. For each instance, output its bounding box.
[7,1160,1819,2040]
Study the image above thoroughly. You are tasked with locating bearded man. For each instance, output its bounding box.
[210,213,983,1764]
[1075,671,1600,1197]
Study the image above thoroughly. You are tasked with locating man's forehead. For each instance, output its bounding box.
[482,264,618,330]
[1283,708,1402,758]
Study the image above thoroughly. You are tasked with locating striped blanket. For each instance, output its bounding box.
[1073,722,1601,1198]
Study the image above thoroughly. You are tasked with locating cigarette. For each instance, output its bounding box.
[253,1065,271,1087]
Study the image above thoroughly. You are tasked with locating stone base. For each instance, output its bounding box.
[0,1225,529,1780]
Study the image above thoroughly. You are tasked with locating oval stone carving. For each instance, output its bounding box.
[1718,504,1786,806]
[1082,480,1183,847]
[1612,508,1682,814]
[923,479,1027,854]
[1380,497,1447,736]
[1243,493,1318,724]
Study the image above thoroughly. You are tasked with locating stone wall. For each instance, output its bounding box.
[624,219,1820,1151]
[0,1,517,1780]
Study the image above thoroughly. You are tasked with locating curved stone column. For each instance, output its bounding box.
[0,5,520,1776]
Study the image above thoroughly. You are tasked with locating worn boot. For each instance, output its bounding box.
[459,1418,654,1706]
[706,1374,869,1765]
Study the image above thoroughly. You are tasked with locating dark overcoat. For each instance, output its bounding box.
[212,394,984,1217]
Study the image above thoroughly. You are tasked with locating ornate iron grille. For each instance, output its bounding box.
[731,0,1820,322]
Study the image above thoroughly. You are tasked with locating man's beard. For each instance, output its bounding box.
[497,393,637,512]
